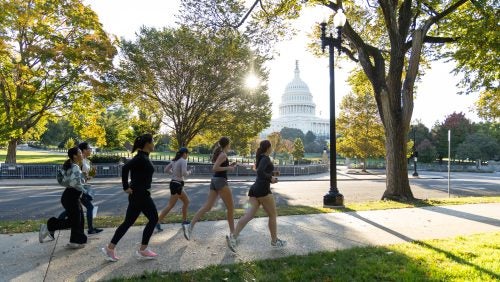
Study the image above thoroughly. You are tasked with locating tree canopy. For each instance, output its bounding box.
[0,0,116,163]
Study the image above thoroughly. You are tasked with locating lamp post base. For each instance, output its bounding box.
[412,172,419,177]
[323,192,344,208]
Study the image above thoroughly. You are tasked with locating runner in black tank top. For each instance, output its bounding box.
[184,137,237,244]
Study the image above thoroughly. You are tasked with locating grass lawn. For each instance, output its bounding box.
[109,232,500,281]
[0,150,65,164]
[1,196,499,234]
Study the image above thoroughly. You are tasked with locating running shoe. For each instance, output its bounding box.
[39,224,49,243]
[183,223,191,240]
[65,243,85,249]
[101,246,119,262]
[226,234,237,252]
[136,249,158,260]
[88,228,103,236]
[155,223,163,233]
[271,238,287,248]
[47,232,55,241]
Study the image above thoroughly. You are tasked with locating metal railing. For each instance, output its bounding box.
[0,163,329,179]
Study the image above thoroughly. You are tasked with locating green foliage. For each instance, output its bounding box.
[65,138,75,149]
[432,112,473,159]
[100,106,133,150]
[337,70,385,169]
[475,88,500,122]
[280,127,305,142]
[0,0,116,163]
[416,139,437,163]
[292,138,305,160]
[88,154,122,164]
[118,26,271,149]
[456,132,499,161]
[40,119,77,147]
[304,131,316,144]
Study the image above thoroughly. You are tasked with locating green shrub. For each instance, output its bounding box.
[89,154,122,164]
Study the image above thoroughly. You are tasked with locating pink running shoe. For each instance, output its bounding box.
[136,249,158,260]
[101,246,119,262]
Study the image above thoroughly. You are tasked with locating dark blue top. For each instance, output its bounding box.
[213,158,229,179]
[122,151,155,194]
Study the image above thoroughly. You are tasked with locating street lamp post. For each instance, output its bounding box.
[412,126,419,177]
[320,9,346,207]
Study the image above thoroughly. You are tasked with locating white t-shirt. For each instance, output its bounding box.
[166,158,190,181]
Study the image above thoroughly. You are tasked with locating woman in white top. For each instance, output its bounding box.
[156,147,192,231]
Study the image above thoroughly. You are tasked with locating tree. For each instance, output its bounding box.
[208,0,497,201]
[475,89,500,122]
[280,127,305,142]
[304,131,316,145]
[0,0,116,163]
[409,122,432,149]
[432,112,473,160]
[292,138,305,161]
[40,119,77,147]
[267,132,283,159]
[65,138,76,150]
[456,133,499,163]
[100,106,133,150]
[118,26,270,148]
[337,70,385,172]
[416,139,437,163]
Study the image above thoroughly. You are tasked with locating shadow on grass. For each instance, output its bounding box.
[344,211,500,280]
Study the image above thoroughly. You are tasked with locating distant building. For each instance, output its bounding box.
[262,61,330,138]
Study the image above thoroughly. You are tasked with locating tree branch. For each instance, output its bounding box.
[423,0,468,31]
[404,36,458,51]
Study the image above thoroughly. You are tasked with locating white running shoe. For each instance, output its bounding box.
[136,249,158,260]
[39,224,49,243]
[101,246,119,262]
[183,223,191,240]
[271,238,287,248]
[65,243,85,249]
[226,234,237,252]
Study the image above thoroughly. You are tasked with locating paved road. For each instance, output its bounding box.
[0,171,498,221]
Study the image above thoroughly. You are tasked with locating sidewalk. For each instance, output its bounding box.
[1,203,499,281]
[0,170,444,187]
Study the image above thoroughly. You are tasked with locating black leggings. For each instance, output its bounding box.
[48,188,87,244]
[111,192,158,246]
[58,194,94,230]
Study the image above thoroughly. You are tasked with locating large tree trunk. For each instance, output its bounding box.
[382,122,414,201]
[5,138,18,164]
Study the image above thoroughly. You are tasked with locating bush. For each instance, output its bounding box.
[294,159,312,165]
[89,154,122,164]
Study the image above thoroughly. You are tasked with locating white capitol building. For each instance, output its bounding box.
[262,61,330,138]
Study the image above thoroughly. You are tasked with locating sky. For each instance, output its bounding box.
[84,0,480,129]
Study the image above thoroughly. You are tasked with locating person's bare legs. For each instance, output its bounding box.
[179,191,190,222]
[218,186,235,234]
[158,194,180,223]
[259,195,278,242]
[233,197,260,238]
[190,189,218,229]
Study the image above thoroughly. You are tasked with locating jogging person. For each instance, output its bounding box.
[39,147,88,249]
[57,142,102,235]
[101,134,159,261]
[183,137,236,241]
[156,147,192,232]
[226,140,286,252]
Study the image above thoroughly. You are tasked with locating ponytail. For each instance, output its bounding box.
[172,151,183,162]
[63,147,80,171]
[131,134,153,153]
[211,136,230,163]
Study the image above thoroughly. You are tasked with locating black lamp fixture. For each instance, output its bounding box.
[320,8,347,208]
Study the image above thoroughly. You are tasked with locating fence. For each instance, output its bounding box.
[0,163,329,179]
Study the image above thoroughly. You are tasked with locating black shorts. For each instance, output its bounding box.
[169,181,184,195]
[248,183,272,198]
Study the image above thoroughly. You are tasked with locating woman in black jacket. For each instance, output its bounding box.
[101,134,159,261]
[226,140,287,252]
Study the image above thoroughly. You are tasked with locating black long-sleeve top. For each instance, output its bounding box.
[122,151,155,193]
[254,154,274,189]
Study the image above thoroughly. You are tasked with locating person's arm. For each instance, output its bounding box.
[181,158,191,177]
[256,156,273,182]
[212,152,234,172]
[164,161,173,174]
[68,165,86,192]
[121,157,135,191]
